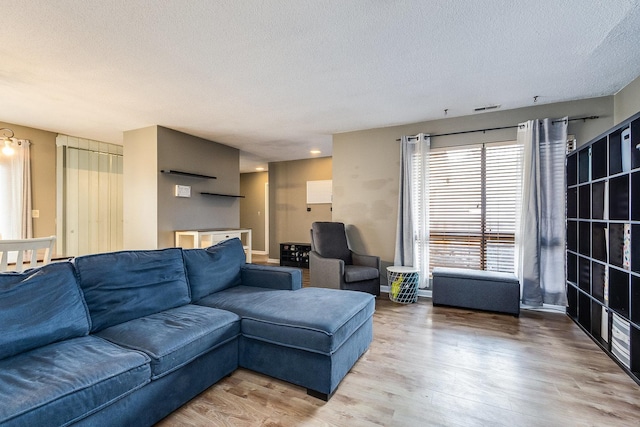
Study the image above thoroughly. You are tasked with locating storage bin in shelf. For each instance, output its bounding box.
[591,137,607,180]
[578,149,590,183]
[612,313,631,369]
[632,172,640,221]
[609,176,629,220]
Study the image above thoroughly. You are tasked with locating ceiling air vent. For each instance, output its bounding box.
[474,104,501,112]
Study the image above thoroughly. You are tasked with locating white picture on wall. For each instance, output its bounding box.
[307,180,332,204]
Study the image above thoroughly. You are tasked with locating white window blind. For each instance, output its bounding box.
[425,142,522,275]
[485,143,522,271]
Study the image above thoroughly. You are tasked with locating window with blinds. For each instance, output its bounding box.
[424,141,522,275]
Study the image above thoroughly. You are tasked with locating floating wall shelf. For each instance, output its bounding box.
[200,192,245,198]
[160,169,217,179]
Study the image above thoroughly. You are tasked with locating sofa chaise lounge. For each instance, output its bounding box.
[0,238,375,426]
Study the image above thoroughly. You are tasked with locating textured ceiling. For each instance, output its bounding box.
[2,1,640,171]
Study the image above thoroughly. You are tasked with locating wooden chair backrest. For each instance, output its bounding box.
[0,236,56,272]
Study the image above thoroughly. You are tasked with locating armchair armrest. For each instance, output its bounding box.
[240,264,302,290]
[309,250,344,289]
[352,253,380,270]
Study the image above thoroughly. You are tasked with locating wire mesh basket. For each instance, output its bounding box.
[387,267,419,304]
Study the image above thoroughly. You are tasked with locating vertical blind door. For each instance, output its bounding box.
[59,136,123,257]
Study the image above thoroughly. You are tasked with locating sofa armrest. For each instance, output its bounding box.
[240,264,302,290]
[309,250,344,289]
[352,253,380,270]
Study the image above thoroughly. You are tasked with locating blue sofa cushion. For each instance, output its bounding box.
[0,336,150,427]
[96,304,240,379]
[240,264,303,290]
[0,262,90,360]
[74,248,191,332]
[197,286,375,355]
[183,238,246,301]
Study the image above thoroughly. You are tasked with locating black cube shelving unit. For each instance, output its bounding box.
[566,110,640,385]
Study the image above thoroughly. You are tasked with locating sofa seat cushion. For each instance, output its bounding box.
[96,304,240,379]
[73,248,191,332]
[344,265,379,283]
[0,336,150,427]
[0,262,91,361]
[197,286,375,355]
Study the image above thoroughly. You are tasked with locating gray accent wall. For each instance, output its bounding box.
[124,125,240,250]
[332,96,615,270]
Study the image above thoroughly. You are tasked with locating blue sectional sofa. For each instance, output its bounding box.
[0,239,375,427]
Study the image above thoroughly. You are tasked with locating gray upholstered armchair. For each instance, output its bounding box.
[309,222,380,295]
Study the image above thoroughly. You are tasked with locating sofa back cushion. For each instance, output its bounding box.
[183,238,245,301]
[74,248,190,332]
[0,262,91,360]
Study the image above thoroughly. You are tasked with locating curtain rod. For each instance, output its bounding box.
[396,116,600,141]
[61,145,123,157]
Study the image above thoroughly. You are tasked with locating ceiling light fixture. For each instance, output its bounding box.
[256,167,265,171]
[310,150,321,155]
[1,128,15,156]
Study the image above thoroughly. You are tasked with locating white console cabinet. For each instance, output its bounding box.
[175,228,252,263]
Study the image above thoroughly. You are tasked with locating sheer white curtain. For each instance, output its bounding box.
[394,133,430,288]
[0,139,32,239]
[515,118,568,306]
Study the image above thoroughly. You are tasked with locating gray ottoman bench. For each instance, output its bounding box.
[196,286,375,400]
[432,267,520,317]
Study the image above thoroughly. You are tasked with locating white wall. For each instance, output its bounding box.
[123,126,158,249]
[615,74,640,124]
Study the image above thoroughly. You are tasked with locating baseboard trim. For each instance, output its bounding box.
[380,286,565,313]
[521,303,566,314]
[267,258,280,264]
[380,285,432,298]
[252,250,268,255]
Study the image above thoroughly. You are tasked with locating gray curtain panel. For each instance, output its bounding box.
[394,133,430,289]
[516,118,568,306]
[394,136,416,267]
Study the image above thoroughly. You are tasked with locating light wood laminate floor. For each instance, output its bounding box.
[158,267,640,426]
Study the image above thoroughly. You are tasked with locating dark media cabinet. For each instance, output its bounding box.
[280,242,311,268]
